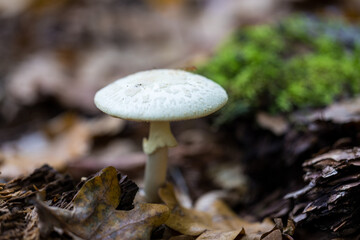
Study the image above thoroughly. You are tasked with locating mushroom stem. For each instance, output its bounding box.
[143,121,177,202]
[144,147,168,202]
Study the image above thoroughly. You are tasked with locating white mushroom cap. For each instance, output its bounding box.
[94,69,228,121]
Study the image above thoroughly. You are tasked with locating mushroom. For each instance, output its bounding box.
[94,69,228,202]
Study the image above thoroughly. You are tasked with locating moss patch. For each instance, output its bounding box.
[197,15,360,123]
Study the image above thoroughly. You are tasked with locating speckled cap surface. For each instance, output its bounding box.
[94,69,228,121]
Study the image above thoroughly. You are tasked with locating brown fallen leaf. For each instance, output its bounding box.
[159,183,212,236]
[196,194,274,235]
[36,166,170,240]
[197,229,244,240]
[1,164,141,239]
[159,183,275,240]
[259,219,294,240]
[260,229,282,240]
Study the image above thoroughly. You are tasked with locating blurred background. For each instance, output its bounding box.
[1,0,360,214]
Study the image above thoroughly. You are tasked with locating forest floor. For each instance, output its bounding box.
[1,1,360,239]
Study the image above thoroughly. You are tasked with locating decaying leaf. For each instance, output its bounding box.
[36,166,169,240]
[159,183,275,240]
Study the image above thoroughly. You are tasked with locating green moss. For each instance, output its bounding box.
[197,15,360,123]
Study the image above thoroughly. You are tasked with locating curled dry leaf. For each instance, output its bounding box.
[35,166,169,240]
[159,183,275,240]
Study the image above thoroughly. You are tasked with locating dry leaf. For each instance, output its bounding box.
[159,183,275,240]
[195,194,274,239]
[159,183,212,236]
[36,166,169,240]
[260,229,282,240]
[197,229,244,240]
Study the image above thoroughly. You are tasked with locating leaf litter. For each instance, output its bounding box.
[0,3,358,239]
[1,163,289,240]
[159,183,280,240]
[6,78,357,240]
[284,147,360,236]
[35,166,169,240]
[255,96,360,238]
[0,164,150,240]
[0,165,74,240]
